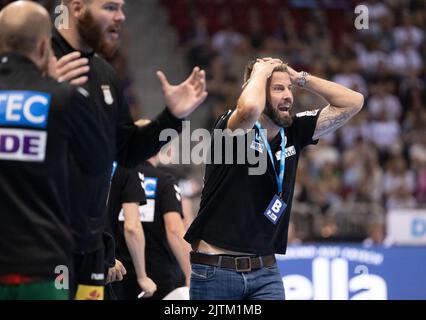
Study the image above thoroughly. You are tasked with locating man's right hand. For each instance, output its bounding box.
[137,276,157,298]
[55,51,90,86]
[251,57,285,80]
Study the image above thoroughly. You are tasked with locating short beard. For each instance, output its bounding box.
[263,100,293,128]
[77,9,119,59]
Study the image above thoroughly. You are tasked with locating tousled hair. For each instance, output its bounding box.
[243,59,288,87]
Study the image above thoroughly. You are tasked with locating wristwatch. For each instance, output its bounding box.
[296,71,309,88]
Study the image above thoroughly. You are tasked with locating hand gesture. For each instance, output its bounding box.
[157,67,208,119]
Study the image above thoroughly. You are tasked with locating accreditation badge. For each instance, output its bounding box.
[101,85,114,105]
[263,195,287,225]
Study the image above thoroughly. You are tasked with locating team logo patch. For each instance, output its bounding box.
[0,91,50,162]
[250,140,264,153]
[250,131,264,153]
[90,273,104,281]
[0,128,47,162]
[0,91,50,128]
[296,109,320,117]
[144,177,158,199]
[174,184,182,202]
[275,146,296,160]
[77,87,89,98]
[138,172,145,191]
[118,176,158,223]
[101,85,114,105]
[140,177,158,222]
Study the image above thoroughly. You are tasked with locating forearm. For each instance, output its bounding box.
[303,75,364,110]
[305,73,365,140]
[237,72,269,116]
[167,232,192,284]
[124,226,147,279]
[117,108,183,168]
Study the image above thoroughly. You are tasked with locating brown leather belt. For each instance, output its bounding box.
[190,251,276,272]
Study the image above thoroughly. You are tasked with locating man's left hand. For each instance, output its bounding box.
[157,67,208,119]
[106,259,127,284]
[285,65,302,85]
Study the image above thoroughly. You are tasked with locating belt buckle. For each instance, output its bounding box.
[235,256,251,272]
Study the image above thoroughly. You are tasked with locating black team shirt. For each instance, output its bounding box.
[52,29,183,253]
[0,53,109,277]
[108,162,185,291]
[185,110,320,255]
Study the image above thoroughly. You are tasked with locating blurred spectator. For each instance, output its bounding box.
[378,15,397,52]
[363,219,394,248]
[367,81,402,121]
[339,109,370,149]
[247,7,265,50]
[287,222,303,245]
[306,139,340,173]
[387,40,423,76]
[211,11,243,66]
[360,0,391,35]
[386,186,417,210]
[183,16,212,70]
[393,10,424,49]
[367,110,401,162]
[332,58,368,97]
[355,36,388,75]
[382,154,416,207]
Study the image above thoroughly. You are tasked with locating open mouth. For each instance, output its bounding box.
[107,26,120,39]
[278,103,292,113]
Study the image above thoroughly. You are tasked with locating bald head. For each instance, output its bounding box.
[0,1,52,56]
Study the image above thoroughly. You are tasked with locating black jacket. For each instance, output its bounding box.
[0,53,109,277]
[52,29,183,253]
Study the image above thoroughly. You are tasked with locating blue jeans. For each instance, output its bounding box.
[190,263,285,300]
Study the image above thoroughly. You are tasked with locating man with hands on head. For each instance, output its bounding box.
[185,57,364,300]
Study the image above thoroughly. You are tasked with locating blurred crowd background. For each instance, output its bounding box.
[159,0,426,246]
[3,0,425,246]
[161,0,426,243]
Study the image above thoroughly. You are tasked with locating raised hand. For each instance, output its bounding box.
[157,67,208,119]
[252,57,285,79]
[283,64,302,84]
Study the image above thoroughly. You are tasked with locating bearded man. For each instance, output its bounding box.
[184,58,364,300]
